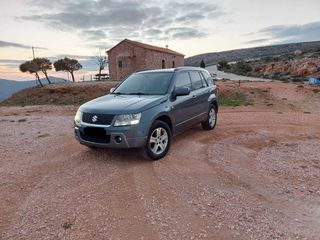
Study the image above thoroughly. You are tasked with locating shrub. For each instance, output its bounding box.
[217,60,230,71]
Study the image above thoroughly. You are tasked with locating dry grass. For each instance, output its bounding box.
[1,81,118,106]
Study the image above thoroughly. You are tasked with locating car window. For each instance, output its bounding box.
[189,71,205,90]
[175,72,192,89]
[201,71,214,86]
[198,72,208,86]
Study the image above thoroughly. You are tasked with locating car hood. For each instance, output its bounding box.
[79,94,168,114]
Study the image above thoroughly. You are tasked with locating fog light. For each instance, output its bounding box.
[114,136,122,144]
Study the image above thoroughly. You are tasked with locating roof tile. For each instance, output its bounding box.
[107,39,185,57]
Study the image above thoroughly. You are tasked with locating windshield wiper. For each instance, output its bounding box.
[113,92,125,95]
[128,92,151,95]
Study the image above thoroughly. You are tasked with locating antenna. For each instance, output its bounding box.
[32,46,35,59]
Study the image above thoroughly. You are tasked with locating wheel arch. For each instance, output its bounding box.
[154,114,173,133]
[211,100,218,113]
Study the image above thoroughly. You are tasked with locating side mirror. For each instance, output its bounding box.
[175,87,190,96]
[110,87,115,93]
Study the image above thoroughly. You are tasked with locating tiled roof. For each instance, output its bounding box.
[107,39,185,57]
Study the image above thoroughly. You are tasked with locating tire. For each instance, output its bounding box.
[144,120,172,160]
[201,105,217,130]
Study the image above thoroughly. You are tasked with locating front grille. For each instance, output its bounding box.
[82,113,114,125]
[80,127,110,144]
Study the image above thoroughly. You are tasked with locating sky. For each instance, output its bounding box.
[0,0,319,81]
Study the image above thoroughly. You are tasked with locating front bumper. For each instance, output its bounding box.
[74,122,149,149]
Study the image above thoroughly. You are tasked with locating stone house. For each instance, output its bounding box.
[107,39,184,81]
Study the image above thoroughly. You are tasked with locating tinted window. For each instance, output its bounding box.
[175,72,192,89]
[113,72,173,95]
[198,72,208,86]
[189,71,205,90]
[201,71,214,86]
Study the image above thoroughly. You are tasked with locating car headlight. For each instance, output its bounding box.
[114,113,142,126]
[74,109,82,126]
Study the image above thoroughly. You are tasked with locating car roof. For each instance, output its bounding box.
[136,67,207,74]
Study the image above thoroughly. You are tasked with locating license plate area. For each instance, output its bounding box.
[84,127,106,137]
[81,127,110,144]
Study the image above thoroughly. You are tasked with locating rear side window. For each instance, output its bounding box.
[175,72,192,89]
[189,71,205,90]
[198,72,208,87]
[201,71,214,86]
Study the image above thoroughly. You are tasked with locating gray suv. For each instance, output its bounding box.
[74,67,218,160]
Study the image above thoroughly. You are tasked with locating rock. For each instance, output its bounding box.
[260,58,320,78]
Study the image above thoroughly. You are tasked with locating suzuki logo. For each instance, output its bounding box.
[92,115,98,123]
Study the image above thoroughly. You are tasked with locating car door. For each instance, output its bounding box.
[171,71,197,133]
[188,71,210,122]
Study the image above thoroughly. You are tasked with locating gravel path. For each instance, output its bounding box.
[0,102,319,239]
[206,65,271,81]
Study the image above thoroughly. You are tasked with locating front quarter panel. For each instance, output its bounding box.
[140,100,172,124]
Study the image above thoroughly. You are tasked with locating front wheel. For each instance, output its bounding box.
[202,105,217,130]
[144,120,171,160]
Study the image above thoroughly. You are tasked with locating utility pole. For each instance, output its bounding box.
[32,46,35,59]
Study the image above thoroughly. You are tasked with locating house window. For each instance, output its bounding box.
[162,59,165,69]
[172,61,175,68]
[118,60,122,68]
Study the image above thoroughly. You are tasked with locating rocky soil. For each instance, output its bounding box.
[259,58,320,79]
[0,81,319,239]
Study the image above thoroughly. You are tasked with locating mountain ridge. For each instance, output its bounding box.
[185,41,320,67]
[0,77,68,101]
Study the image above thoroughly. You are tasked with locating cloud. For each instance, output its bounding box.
[0,40,47,50]
[0,40,29,49]
[82,29,107,40]
[0,59,25,68]
[88,42,113,50]
[246,21,320,45]
[0,59,25,64]
[261,22,320,42]
[245,38,271,45]
[165,27,207,39]
[175,13,205,23]
[20,0,224,46]
[52,54,93,60]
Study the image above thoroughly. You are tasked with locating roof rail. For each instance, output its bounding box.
[174,66,202,71]
[135,68,153,73]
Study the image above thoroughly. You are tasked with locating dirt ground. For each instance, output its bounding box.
[0,81,319,239]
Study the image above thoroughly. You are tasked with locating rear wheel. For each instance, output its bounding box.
[144,120,171,160]
[202,105,217,130]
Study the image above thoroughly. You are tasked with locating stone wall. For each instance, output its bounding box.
[145,51,184,70]
[108,41,184,81]
[108,41,147,81]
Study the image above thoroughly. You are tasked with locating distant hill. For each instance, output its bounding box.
[1,81,117,106]
[185,41,320,67]
[0,77,68,101]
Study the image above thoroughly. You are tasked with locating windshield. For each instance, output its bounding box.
[113,72,173,95]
